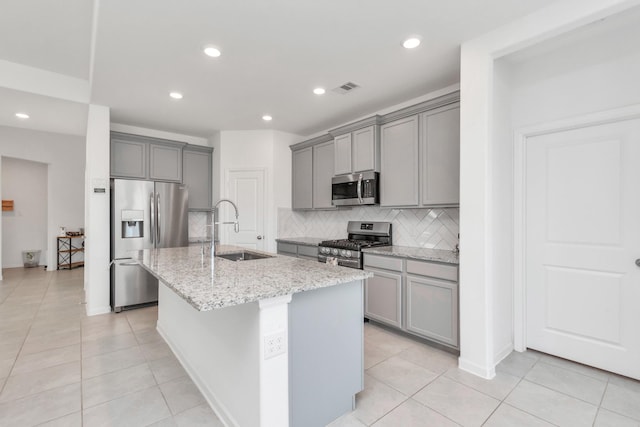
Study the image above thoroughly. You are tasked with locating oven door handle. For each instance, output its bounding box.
[357,173,363,204]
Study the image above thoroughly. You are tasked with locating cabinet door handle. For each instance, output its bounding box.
[257,235,263,240]
[635,259,640,267]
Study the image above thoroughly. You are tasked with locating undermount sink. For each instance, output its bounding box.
[216,251,274,261]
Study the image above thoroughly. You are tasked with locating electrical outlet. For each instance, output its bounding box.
[264,331,286,359]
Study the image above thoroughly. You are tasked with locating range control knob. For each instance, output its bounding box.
[340,249,348,257]
[345,250,352,258]
[332,248,339,256]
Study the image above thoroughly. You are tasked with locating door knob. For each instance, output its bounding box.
[635,259,640,267]
[257,235,263,240]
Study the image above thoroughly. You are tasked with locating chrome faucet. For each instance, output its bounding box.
[205,199,240,257]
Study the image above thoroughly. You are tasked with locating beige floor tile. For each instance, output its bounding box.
[82,331,138,358]
[505,380,598,426]
[148,417,179,427]
[36,411,82,426]
[0,358,15,378]
[352,374,407,425]
[0,382,80,427]
[0,341,23,360]
[364,341,396,369]
[496,351,538,378]
[367,356,438,396]
[0,360,80,402]
[525,362,607,405]
[444,368,520,400]
[608,373,640,394]
[83,386,171,427]
[82,346,146,379]
[326,411,368,427]
[21,329,81,355]
[483,403,554,427]
[372,398,459,427]
[159,376,207,415]
[82,316,132,341]
[601,383,640,421]
[82,363,157,408]
[594,408,640,427]
[134,327,164,344]
[396,344,457,374]
[140,340,174,361]
[413,376,499,427]
[173,403,224,427]
[365,329,417,355]
[11,344,80,376]
[148,355,188,384]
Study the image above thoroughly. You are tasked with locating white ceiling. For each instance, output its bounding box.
[1,0,563,139]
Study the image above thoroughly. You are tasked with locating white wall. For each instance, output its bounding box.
[458,0,640,378]
[217,130,301,253]
[1,157,48,268]
[0,126,85,273]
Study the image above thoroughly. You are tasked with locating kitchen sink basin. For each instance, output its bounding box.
[216,251,274,261]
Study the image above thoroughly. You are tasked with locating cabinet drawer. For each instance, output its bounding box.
[363,254,402,272]
[297,245,318,258]
[406,260,457,282]
[277,242,297,256]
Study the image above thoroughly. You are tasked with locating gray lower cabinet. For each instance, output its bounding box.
[312,141,335,209]
[276,242,318,261]
[183,146,213,210]
[110,136,148,179]
[292,147,313,210]
[149,142,182,182]
[380,115,420,207]
[364,253,459,349]
[364,267,403,328]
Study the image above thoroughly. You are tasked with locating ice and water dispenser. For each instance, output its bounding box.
[121,210,144,238]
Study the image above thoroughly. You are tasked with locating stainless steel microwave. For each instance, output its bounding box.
[332,171,379,206]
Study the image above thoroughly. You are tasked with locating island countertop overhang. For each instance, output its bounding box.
[135,245,372,311]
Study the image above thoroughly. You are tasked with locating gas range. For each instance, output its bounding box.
[318,221,392,269]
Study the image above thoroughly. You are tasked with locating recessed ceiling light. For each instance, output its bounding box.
[262,115,273,121]
[313,88,326,95]
[15,112,29,119]
[402,37,421,49]
[169,92,183,99]
[203,46,221,57]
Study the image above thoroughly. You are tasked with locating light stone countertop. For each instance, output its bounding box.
[362,245,459,265]
[275,237,326,246]
[135,245,371,312]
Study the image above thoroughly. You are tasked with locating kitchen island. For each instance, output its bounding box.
[136,245,371,427]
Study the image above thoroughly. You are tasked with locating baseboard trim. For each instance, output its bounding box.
[458,357,496,379]
[157,324,236,427]
[85,306,111,316]
[494,344,513,367]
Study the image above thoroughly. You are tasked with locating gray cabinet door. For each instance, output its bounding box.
[292,147,313,210]
[421,106,460,206]
[352,125,377,173]
[364,267,403,328]
[110,138,148,179]
[277,242,298,257]
[334,133,352,175]
[380,115,419,207]
[313,141,335,209]
[149,143,182,182]
[183,147,212,210]
[406,274,458,347]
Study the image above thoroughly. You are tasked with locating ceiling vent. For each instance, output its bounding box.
[332,82,360,95]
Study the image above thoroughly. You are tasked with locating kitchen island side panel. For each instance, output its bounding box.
[289,280,364,427]
[157,284,261,427]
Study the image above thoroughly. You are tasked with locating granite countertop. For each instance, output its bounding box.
[135,245,371,312]
[362,245,459,265]
[275,237,326,246]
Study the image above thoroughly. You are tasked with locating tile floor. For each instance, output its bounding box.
[1,267,639,427]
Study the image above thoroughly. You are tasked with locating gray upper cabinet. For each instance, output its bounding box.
[420,106,460,206]
[292,147,313,210]
[110,132,186,182]
[149,143,182,182]
[380,115,420,207]
[312,141,335,209]
[333,134,352,176]
[183,146,213,210]
[110,136,148,179]
[352,126,377,173]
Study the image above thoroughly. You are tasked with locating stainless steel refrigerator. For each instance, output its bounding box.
[110,179,189,312]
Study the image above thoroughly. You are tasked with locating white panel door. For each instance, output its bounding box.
[223,169,265,251]
[526,118,640,379]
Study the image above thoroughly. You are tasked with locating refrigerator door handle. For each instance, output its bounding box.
[156,192,161,244]
[149,192,155,245]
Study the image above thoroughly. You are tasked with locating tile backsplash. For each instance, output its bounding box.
[188,211,209,241]
[278,206,459,250]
